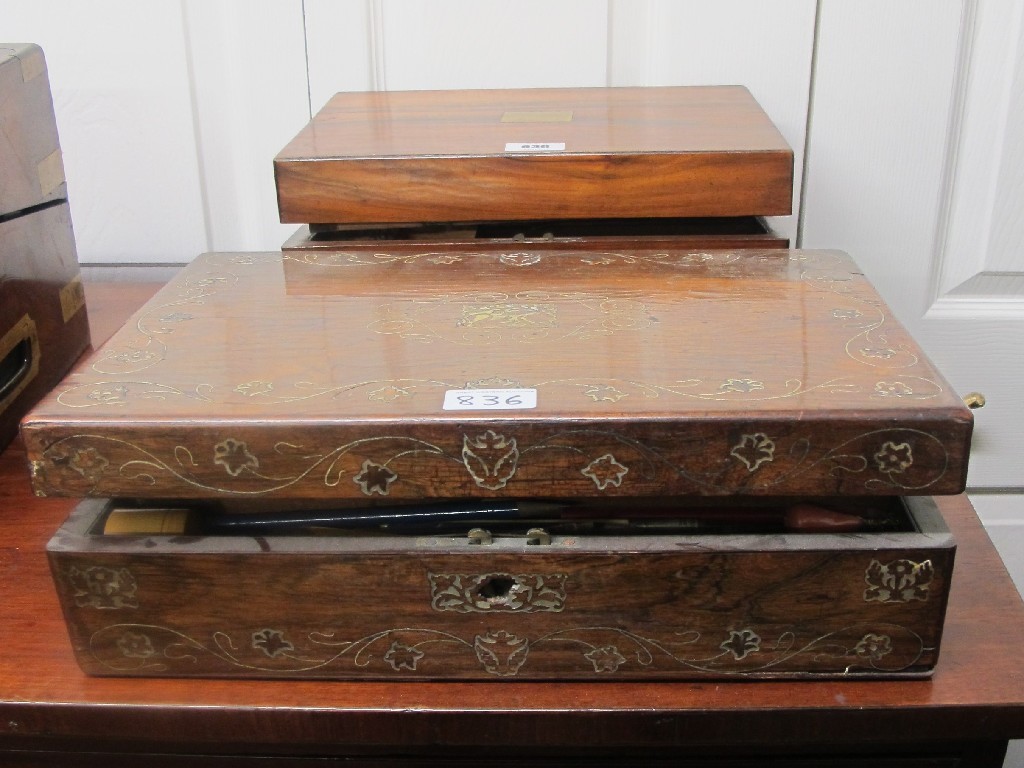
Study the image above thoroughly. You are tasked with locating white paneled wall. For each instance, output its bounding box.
[181,0,309,252]
[303,1,376,108]
[800,1,967,310]
[6,0,311,262]
[616,0,817,241]
[801,0,1024,489]
[366,0,610,91]
[6,1,210,262]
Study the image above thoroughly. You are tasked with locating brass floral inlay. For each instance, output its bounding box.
[874,441,913,474]
[581,454,629,490]
[854,633,893,662]
[235,380,273,397]
[730,434,776,472]
[459,302,557,330]
[116,631,154,658]
[88,621,928,678]
[864,559,934,603]
[500,252,542,267]
[585,646,628,673]
[67,566,138,609]
[474,631,530,677]
[720,629,761,660]
[718,378,765,394]
[40,425,951,497]
[384,641,424,671]
[353,459,398,496]
[252,629,295,658]
[68,447,110,481]
[875,381,914,398]
[368,292,652,346]
[461,430,519,490]
[213,439,259,477]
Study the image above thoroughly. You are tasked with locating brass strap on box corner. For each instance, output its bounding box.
[0,314,40,414]
[17,46,46,82]
[37,150,66,199]
[59,274,86,323]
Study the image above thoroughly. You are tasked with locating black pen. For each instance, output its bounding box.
[102,501,567,536]
[210,500,567,533]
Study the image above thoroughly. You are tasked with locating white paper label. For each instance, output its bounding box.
[443,388,537,411]
[504,142,565,152]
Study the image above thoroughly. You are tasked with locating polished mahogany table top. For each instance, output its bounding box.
[0,281,1022,763]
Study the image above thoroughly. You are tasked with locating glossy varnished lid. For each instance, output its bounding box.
[23,249,971,500]
[274,85,793,225]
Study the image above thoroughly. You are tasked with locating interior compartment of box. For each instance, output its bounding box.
[93,495,916,539]
[301,215,776,242]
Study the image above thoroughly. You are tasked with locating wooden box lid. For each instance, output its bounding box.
[274,86,793,226]
[22,248,972,501]
[0,43,66,217]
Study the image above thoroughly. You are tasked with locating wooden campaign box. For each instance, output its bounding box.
[0,43,89,449]
[23,247,971,680]
[274,86,793,251]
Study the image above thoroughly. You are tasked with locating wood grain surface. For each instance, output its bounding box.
[274,86,793,224]
[0,282,1022,763]
[47,495,955,681]
[21,249,972,500]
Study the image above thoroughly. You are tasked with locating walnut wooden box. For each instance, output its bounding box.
[1,43,88,449]
[274,86,793,251]
[48,495,954,680]
[25,246,971,679]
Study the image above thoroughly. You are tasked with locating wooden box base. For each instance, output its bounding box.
[48,496,954,681]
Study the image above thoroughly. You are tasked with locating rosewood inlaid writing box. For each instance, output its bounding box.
[25,247,971,680]
[0,43,89,449]
[275,86,793,251]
